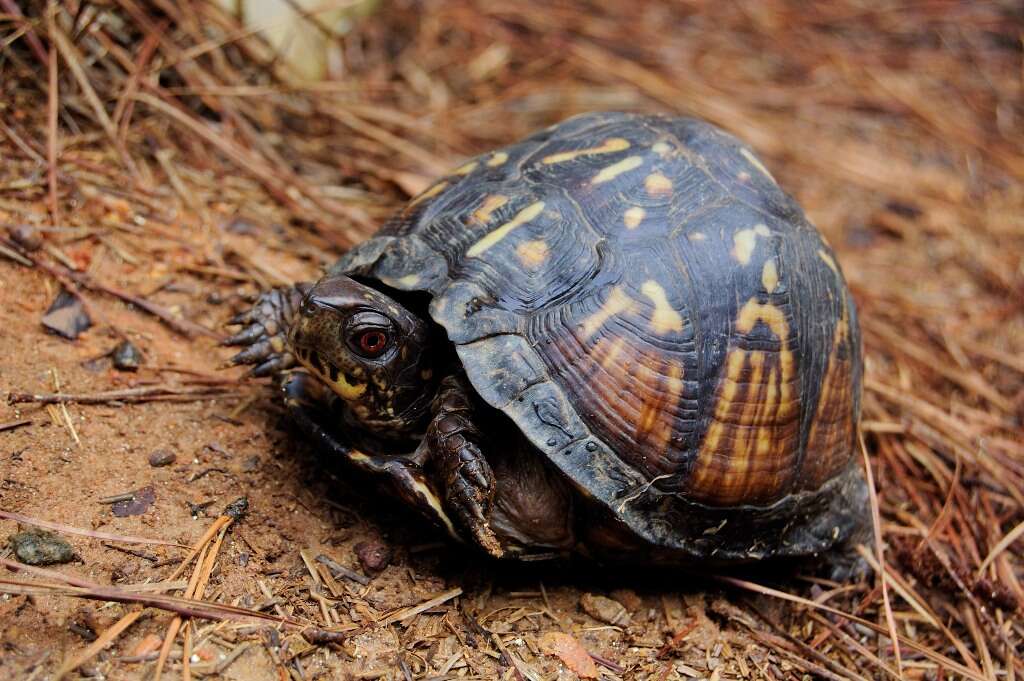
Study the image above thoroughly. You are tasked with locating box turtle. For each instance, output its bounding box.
[227,112,868,576]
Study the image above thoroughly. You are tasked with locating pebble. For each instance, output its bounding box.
[111,340,143,371]
[580,592,630,626]
[9,224,42,251]
[148,449,176,467]
[9,529,75,565]
[355,539,392,575]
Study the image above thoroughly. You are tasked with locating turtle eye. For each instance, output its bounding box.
[353,329,389,358]
[345,310,395,359]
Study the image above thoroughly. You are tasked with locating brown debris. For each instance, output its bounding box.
[354,538,392,575]
[580,592,630,626]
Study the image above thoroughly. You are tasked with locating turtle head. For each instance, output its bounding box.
[289,275,436,437]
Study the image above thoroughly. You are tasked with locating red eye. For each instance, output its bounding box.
[355,329,389,357]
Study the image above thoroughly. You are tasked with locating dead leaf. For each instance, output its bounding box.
[539,631,600,679]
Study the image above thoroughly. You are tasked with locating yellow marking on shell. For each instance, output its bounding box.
[644,172,673,196]
[407,180,448,208]
[636,362,684,452]
[581,286,633,339]
[454,160,478,175]
[542,137,630,164]
[731,224,771,265]
[761,259,779,293]
[596,336,627,369]
[818,249,839,274]
[690,297,799,505]
[804,297,854,488]
[487,151,509,167]
[466,201,545,258]
[472,194,509,223]
[623,206,645,230]
[516,239,549,268]
[652,141,672,157]
[740,147,776,183]
[397,274,421,288]
[641,280,683,334]
[349,450,371,463]
[688,232,707,242]
[591,155,644,184]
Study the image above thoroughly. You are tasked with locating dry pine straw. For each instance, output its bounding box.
[0,1,1021,679]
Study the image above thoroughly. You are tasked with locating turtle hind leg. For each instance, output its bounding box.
[822,526,872,582]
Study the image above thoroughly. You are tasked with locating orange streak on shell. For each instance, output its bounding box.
[801,299,856,488]
[689,299,800,505]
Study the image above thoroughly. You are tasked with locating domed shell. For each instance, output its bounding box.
[332,112,863,557]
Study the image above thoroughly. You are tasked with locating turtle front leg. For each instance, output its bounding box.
[424,375,504,557]
[223,283,310,377]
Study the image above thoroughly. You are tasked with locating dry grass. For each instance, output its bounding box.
[0,0,1021,679]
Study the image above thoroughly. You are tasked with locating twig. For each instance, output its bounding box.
[45,4,59,224]
[55,609,143,680]
[0,510,185,547]
[7,385,239,405]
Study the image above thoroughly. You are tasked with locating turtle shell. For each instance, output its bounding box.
[332,112,864,559]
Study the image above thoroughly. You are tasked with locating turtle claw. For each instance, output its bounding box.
[222,285,308,378]
[222,323,265,347]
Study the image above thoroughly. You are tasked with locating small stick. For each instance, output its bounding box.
[860,431,903,679]
[8,385,238,406]
[0,510,185,547]
[0,0,49,66]
[7,245,219,339]
[0,419,32,433]
[55,609,143,680]
[45,5,59,224]
[381,587,463,625]
[315,554,370,586]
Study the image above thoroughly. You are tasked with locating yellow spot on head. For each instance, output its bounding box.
[761,259,779,293]
[591,156,644,184]
[487,152,509,167]
[581,287,634,339]
[731,224,771,265]
[407,180,448,208]
[623,206,645,230]
[472,194,508,224]
[466,201,545,258]
[644,172,672,196]
[542,138,630,165]
[641,280,684,334]
[516,240,549,268]
[396,274,420,288]
[740,147,776,183]
[818,249,838,273]
[454,161,478,175]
